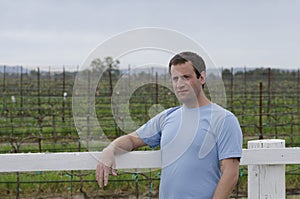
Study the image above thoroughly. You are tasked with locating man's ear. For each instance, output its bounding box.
[200,71,206,83]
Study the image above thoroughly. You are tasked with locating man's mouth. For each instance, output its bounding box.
[177,90,188,95]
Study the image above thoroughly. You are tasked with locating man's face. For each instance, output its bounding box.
[170,61,204,106]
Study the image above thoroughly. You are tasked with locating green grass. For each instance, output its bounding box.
[0,170,161,198]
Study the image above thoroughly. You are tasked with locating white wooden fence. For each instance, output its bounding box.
[0,139,300,199]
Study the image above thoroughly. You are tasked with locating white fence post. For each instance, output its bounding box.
[248,139,285,199]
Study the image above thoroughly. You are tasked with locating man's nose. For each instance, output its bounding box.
[176,78,185,88]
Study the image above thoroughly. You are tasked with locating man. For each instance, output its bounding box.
[96,51,243,198]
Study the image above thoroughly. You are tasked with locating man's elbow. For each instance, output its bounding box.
[223,167,240,187]
[232,171,239,186]
[229,167,240,187]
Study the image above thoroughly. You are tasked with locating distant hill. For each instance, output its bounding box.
[1,65,297,75]
[0,65,31,74]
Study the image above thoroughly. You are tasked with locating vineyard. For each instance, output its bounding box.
[0,64,300,198]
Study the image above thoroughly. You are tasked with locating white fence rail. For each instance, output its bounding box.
[1,147,300,172]
[0,139,300,198]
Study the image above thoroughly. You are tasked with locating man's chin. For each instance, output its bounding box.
[177,97,198,105]
[177,97,191,104]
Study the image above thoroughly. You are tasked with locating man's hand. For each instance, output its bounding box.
[95,132,146,188]
[96,147,117,188]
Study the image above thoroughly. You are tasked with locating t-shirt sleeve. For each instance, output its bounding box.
[136,109,168,149]
[217,114,243,161]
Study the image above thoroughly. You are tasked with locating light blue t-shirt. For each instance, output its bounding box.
[136,103,243,199]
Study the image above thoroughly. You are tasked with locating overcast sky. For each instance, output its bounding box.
[1,0,300,70]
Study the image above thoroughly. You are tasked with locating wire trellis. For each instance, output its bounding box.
[0,65,299,198]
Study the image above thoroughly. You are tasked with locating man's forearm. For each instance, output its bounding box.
[104,132,146,155]
[105,135,136,154]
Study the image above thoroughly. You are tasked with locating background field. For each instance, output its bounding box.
[0,63,299,198]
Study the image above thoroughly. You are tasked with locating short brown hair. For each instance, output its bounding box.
[168,51,206,79]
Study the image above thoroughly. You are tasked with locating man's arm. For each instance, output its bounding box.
[96,132,146,188]
[213,158,240,199]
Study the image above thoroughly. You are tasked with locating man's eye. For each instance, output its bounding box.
[172,77,178,81]
[183,75,190,79]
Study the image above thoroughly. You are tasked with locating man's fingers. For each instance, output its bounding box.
[96,164,104,188]
[112,168,117,176]
[96,163,117,188]
[104,166,110,186]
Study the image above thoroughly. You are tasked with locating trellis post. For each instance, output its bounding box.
[248,139,285,199]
